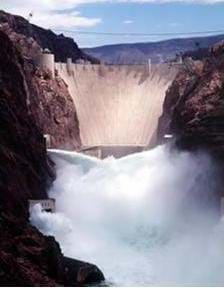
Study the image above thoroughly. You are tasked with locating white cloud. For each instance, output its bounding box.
[123,0,224,2]
[123,20,133,24]
[169,22,180,27]
[32,11,101,29]
[1,0,224,30]
[1,0,102,29]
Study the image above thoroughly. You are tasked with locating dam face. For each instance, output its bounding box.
[55,62,177,158]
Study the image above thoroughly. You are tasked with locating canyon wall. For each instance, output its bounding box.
[0,31,52,217]
[0,10,99,64]
[158,43,224,159]
[0,24,81,150]
[0,30,103,286]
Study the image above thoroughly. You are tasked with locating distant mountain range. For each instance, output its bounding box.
[84,35,224,64]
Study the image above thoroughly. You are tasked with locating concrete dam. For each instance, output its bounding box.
[40,51,178,157]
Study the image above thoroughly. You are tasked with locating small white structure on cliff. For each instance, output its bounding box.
[44,134,51,149]
[29,199,56,213]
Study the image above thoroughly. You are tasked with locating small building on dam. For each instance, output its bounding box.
[39,50,178,158]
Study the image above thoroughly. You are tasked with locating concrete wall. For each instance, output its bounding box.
[80,145,144,159]
[39,53,55,78]
[101,146,144,159]
[79,146,102,158]
[29,199,56,213]
[55,62,178,149]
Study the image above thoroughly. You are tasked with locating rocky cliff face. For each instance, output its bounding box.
[0,214,104,286]
[0,31,52,217]
[29,67,81,150]
[158,42,224,159]
[0,30,104,286]
[0,10,99,64]
[1,24,81,150]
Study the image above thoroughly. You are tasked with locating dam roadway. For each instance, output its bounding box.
[55,62,178,157]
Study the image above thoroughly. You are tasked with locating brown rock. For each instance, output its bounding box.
[0,30,104,286]
[1,22,82,150]
[0,10,99,64]
[158,42,224,160]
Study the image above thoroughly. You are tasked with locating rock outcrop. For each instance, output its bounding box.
[0,214,105,286]
[1,23,81,150]
[158,43,224,159]
[0,10,99,64]
[29,67,81,150]
[0,30,104,286]
[0,30,52,217]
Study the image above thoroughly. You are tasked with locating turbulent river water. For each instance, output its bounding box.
[30,145,224,286]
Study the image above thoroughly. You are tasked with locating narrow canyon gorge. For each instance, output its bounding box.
[1,9,224,287]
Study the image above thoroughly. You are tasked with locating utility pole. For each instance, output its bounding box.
[27,11,34,37]
[27,11,33,23]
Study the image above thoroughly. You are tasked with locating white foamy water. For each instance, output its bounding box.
[30,145,224,286]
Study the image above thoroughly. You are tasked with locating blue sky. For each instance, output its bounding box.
[74,2,224,47]
[2,0,224,47]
